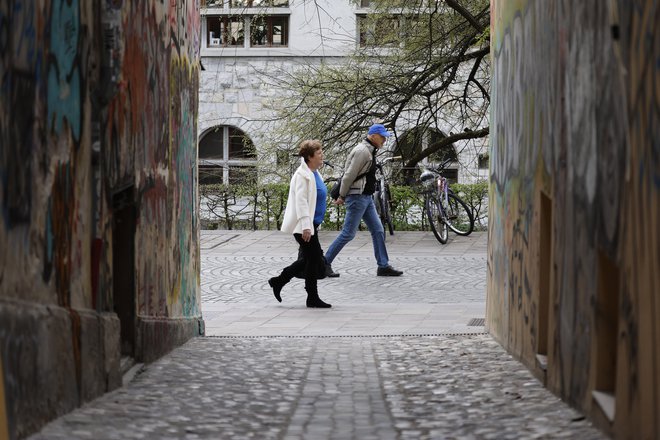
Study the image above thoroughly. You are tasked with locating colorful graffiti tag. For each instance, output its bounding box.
[490,0,659,436]
[47,0,82,143]
[1,0,201,437]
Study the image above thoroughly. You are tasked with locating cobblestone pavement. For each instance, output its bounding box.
[32,336,605,439]
[202,255,486,304]
[30,231,607,439]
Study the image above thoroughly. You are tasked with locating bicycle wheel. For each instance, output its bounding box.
[426,196,448,244]
[445,193,474,236]
[381,186,394,236]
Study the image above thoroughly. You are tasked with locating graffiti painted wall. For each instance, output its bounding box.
[102,0,201,320]
[0,1,201,438]
[489,0,659,437]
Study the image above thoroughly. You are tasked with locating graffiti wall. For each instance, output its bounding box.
[0,0,201,437]
[489,0,659,437]
[102,0,201,319]
[0,0,96,308]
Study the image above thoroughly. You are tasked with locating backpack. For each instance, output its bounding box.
[329,170,369,200]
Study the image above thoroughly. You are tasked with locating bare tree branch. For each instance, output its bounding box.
[404,127,490,167]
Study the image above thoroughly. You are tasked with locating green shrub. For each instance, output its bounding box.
[450,180,489,231]
[199,180,488,231]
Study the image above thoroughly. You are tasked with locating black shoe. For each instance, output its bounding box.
[325,263,340,278]
[268,277,283,302]
[306,296,332,308]
[377,265,403,277]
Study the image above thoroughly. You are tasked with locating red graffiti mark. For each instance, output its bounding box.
[51,164,75,307]
[91,238,103,310]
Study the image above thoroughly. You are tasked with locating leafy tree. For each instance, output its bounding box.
[264,0,490,170]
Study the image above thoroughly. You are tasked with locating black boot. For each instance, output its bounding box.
[306,290,331,308]
[268,277,284,303]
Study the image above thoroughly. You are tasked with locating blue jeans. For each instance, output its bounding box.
[325,194,389,268]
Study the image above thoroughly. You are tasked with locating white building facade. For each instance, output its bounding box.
[198,0,488,185]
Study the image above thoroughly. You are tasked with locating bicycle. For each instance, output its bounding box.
[419,160,474,244]
[374,155,401,237]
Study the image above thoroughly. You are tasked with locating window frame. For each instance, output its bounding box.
[199,126,257,186]
[204,13,290,50]
[250,15,289,47]
[356,13,402,48]
[229,0,289,7]
[206,16,245,47]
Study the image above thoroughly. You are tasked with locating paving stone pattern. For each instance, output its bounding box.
[201,255,486,304]
[30,231,607,439]
[32,336,604,439]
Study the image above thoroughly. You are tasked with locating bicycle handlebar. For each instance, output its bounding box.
[376,156,402,169]
[422,157,455,175]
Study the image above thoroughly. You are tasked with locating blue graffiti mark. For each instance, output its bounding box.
[12,0,37,66]
[47,0,81,141]
[174,88,199,317]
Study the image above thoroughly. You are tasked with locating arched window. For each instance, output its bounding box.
[395,127,459,183]
[198,126,257,185]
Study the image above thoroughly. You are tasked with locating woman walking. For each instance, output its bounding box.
[268,140,331,308]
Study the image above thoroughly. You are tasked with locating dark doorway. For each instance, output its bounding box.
[112,187,136,357]
[536,191,552,372]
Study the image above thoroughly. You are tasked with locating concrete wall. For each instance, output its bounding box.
[488,0,659,438]
[0,1,202,438]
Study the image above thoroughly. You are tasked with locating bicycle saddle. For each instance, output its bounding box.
[420,170,435,182]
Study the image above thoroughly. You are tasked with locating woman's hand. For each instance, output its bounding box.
[333,197,345,206]
[302,229,312,242]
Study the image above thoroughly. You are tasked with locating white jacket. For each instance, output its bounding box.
[281,159,319,235]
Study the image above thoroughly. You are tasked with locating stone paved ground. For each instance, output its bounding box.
[200,230,489,337]
[30,231,608,439]
[201,254,486,304]
[32,337,604,440]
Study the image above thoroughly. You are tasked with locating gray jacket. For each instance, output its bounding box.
[339,140,376,198]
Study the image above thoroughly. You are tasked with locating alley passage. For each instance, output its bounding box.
[31,231,605,439]
[31,336,603,439]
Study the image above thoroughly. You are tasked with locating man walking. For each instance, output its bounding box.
[325,124,403,277]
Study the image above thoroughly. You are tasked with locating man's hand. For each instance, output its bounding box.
[302,228,312,242]
[333,197,345,206]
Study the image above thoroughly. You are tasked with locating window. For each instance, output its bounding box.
[205,13,289,49]
[230,0,289,7]
[426,129,457,163]
[396,127,458,182]
[396,128,457,163]
[360,0,421,8]
[199,126,257,186]
[276,150,291,167]
[202,0,223,7]
[357,14,400,47]
[251,15,288,46]
[478,153,489,170]
[207,16,245,47]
